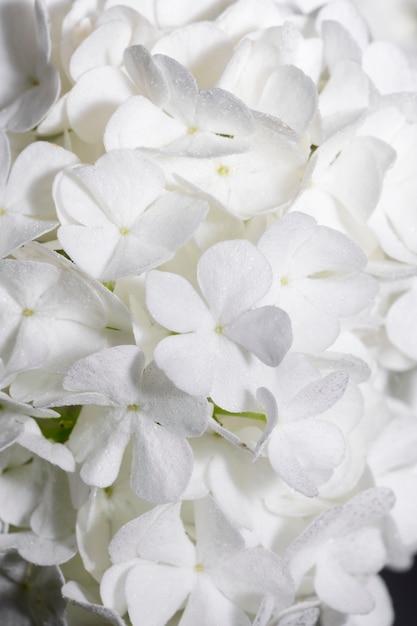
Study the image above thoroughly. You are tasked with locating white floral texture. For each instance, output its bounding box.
[0,0,417,624]
[146,239,293,410]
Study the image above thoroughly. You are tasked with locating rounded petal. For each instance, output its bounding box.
[197,240,273,323]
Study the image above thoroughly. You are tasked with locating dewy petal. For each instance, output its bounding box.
[195,87,255,136]
[285,371,349,421]
[109,503,195,567]
[64,345,144,406]
[288,223,369,275]
[66,66,137,143]
[152,22,233,89]
[125,561,194,626]
[214,546,295,614]
[71,408,132,488]
[319,137,396,222]
[73,150,164,225]
[194,495,244,568]
[258,212,317,274]
[63,580,127,626]
[154,53,199,123]
[0,532,76,566]
[181,577,251,626]
[69,19,132,82]
[124,45,169,107]
[315,550,375,615]
[58,225,122,280]
[0,213,57,260]
[154,333,217,397]
[197,240,273,324]
[268,427,319,497]
[146,270,213,332]
[139,361,209,437]
[257,65,318,135]
[104,95,185,151]
[0,0,60,132]
[131,417,194,503]
[283,419,345,479]
[0,141,77,255]
[16,417,75,472]
[130,191,208,259]
[225,306,292,367]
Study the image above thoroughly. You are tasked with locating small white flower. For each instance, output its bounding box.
[58,345,210,503]
[101,496,294,625]
[55,149,208,280]
[146,239,293,410]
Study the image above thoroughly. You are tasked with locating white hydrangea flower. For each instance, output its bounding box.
[56,345,210,503]
[0,132,78,258]
[105,45,256,157]
[286,487,395,616]
[258,212,379,353]
[0,258,109,375]
[101,496,295,625]
[146,239,293,410]
[54,149,209,280]
[0,0,60,132]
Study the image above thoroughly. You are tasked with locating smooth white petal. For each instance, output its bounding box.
[315,550,374,615]
[131,417,194,502]
[225,306,292,367]
[198,240,272,323]
[69,20,132,82]
[125,561,194,626]
[104,95,185,150]
[268,427,319,497]
[215,547,294,614]
[154,333,217,397]
[146,270,212,332]
[67,67,136,143]
[258,65,318,134]
[152,22,233,88]
[109,503,195,567]
[181,577,251,626]
[140,361,209,437]
[124,45,169,106]
[194,495,244,568]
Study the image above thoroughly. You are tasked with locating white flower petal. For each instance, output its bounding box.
[197,240,272,323]
[215,547,294,614]
[140,361,209,437]
[146,270,212,332]
[181,577,251,626]
[194,495,244,568]
[315,550,374,615]
[154,333,217,397]
[64,345,144,406]
[258,65,318,135]
[109,503,195,567]
[104,95,185,150]
[225,306,292,367]
[125,561,194,626]
[285,372,348,421]
[66,67,136,143]
[124,45,169,107]
[131,418,194,502]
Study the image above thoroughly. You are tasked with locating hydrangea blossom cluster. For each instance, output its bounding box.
[1,0,417,624]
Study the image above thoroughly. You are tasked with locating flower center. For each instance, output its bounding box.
[22,308,34,317]
[194,563,204,572]
[217,165,230,176]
